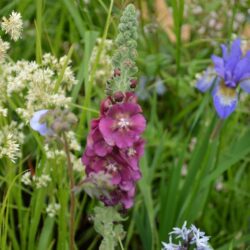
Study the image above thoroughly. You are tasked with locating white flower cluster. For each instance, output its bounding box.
[46,203,61,218]
[44,145,65,160]
[0,122,24,162]
[67,131,81,152]
[43,131,81,165]
[184,1,248,39]
[89,38,113,85]
[0,38,10,61]
[0,53,77,122]
[33,174,51,188]
[21,171,32,185]
[162,221,212,250]
[0,11,22,62]
[1,11,23,41]
[21,171,51,188]
[72,156,83,173]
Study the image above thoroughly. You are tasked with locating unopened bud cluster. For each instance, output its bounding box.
[106,4,138,95]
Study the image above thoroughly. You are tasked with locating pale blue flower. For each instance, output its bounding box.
[30,109,53,136]
[170,221,190,241]
[162,221,212,250]
[155,78,166,95]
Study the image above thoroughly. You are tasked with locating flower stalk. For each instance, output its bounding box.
[81,4,146,210]
[63,132,75,250]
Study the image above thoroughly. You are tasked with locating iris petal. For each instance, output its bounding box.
[211,55,224,78]
[225,38,242,72]
[240,78,250,93]
[221,44,229,61]
[213,85,238,119]
[196,68,218,92]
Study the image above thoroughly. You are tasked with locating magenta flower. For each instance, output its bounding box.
[99,102,146,148]
[86,119,113,157]
[119,138,145,170]
[82,151,141,209]
[82,92,146,209]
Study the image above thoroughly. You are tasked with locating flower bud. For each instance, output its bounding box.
[113,91,125,103]
[101,97,113,114]
[67,113,78,125]
[130,79,137,89]
[114,68,121,77]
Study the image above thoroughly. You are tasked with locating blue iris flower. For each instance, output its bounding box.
[30,109,53,136]
[196,38,250,119]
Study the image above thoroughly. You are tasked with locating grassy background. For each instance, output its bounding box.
[1,0,250,249]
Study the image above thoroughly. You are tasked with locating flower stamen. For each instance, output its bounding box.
[118,117,130,128]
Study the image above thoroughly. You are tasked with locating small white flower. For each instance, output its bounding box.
[0,38,10,61]
[1,11,23,41]
[21,171,32,186]
[0,133,20,162]
[67,131,81,151]
[72,156,84,172]
[192,5,203,15]
[235,13,245,23]
[33,174,51,188]
[0,106,8,117]
[46,203,61,217]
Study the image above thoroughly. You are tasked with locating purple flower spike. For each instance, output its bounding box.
[30,110,53,136]
[82,92,146,209]
[196,38,250,119]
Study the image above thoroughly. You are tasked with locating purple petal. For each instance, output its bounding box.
[93,140,112,157]
[212,85,238,119]
[131,170,141,181]
[119,180,134,191]
[111,172,121,185]
[224,38,242,72]
[107,102,142,118]
[112,131,135,148]
[99,117,116,146]
[121,196,134,209]
[211,55,224,78]
[234,51,250,81]
[92,158,106,172]
[130,114,146,134]
[127,185,136,197]
[30,110,52,136]
[196,68,218,92]
[221,44,229,61]
[240,78,250,93]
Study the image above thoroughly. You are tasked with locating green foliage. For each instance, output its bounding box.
[0,0,250,249]
[92,206,125,250]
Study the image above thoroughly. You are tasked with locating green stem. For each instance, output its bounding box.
[118,237,125,250]
[210,119,224,140]
[78,0,114,134]
[63,133,75,250]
